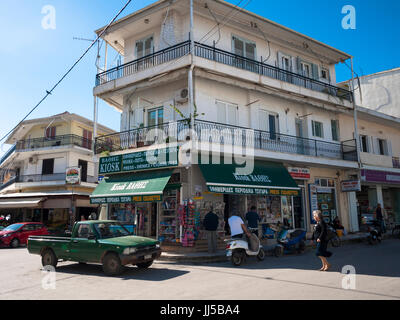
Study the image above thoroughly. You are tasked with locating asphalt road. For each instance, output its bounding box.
[0,239,399,300]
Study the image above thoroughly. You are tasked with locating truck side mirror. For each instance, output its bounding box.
[88,235,97,241]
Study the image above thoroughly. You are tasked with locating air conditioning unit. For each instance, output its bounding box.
[175,88,189,104]
[28,155,38,165]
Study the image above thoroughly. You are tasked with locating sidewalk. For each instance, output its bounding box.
[158,232,395,264]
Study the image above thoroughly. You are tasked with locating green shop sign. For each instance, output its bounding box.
[99,147,179,174]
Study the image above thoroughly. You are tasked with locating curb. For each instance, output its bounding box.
[158,233,396,264]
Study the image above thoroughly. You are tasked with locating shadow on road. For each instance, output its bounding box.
[173,239,400,279]
[54,262,190,281]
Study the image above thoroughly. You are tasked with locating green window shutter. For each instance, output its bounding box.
[312,64,319,80]
[296,57,302,74]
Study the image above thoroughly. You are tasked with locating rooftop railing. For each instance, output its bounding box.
[15,135,93,151]
[95,41,353,102]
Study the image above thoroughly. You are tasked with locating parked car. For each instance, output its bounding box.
[27,220,161,276]
[0,223,49,248]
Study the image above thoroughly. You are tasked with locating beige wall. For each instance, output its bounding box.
[339,112,400,168]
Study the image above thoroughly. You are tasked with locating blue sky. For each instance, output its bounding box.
[0,0,399,156]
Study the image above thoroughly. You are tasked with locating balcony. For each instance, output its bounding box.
[15,174,98,184]
[94,120,357,162]
[393,157,400,169]
[15,135,93,152]
[95,41,353,102]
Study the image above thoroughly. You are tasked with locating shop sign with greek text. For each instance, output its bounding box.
[99,147,179,174]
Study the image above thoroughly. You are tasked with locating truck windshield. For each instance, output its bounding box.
[93,222,131,239]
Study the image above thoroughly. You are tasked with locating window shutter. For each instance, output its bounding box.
[291,57,297,73]
[134,107,144,127]
[259,110,269,131]
[296,57,302,74]
[227,104,237,126]
[277,52,283,69]
[163,100,175,123]
[372,137,379,154]
[136,40,144,59]
[245,42,256,60]
[366,136,371,153]
[312,64,319,80]
[121,109,128,131]
[386,140,392,156]
[216,101,226,123]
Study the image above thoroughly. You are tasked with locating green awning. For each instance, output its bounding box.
[198,161,300,196]
[90,170,173,204]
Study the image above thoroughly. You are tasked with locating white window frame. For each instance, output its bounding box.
[300,62,312,78]
[377,138,388,156]
[231,34,257,59]
[331,119,340,142]
[311,120,324,139]
[147,107,164,127]
[216,100,238,126]
[259,109,279,134]
[135,35,154,59]
[360,135,370,153]
[321,67,330,81]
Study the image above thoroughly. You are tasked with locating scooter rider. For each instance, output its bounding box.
[228,212,252,240]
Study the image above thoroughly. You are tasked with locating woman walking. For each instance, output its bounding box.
[312,210,332,271]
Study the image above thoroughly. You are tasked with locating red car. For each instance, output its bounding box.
[0,223,49,248]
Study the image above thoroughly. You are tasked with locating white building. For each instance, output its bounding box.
[0,112,114,232]
[92,0,360,249]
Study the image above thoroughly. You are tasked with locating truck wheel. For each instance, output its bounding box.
[102,253,123,276]
[136,261,153,269]
[41,249,58,268]
[10,238,20,248]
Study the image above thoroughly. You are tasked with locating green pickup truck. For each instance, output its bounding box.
[27,220,161,276]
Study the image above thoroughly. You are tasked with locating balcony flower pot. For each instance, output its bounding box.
[137,141,145,148]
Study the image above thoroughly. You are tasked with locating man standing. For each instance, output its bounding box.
[203,209,219,253]
[245,206,261,237]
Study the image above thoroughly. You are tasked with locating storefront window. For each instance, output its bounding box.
[309,179,337,224]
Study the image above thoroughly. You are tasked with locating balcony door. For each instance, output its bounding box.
[147,107,164,144]
[295,118,306,155]
[232,36,257,72]
[83,129,92,150]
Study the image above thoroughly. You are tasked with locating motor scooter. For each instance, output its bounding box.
[226,231,265,266]
[367,220,382,245]
[274,225,307,257]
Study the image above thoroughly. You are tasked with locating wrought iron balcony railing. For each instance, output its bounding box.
[94,120,357,162]
[15,135,93,151]
[95,41,353,102]
[15,174,97,184]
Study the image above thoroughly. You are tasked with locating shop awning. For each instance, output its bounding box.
[0,198,45,209]
[198,161,300,196]
[90,170,173,204]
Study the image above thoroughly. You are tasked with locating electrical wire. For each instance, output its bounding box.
[0,0,133,144]
[161,5,173,47]
[254,24,271,63]
[149,0,251,78]
[205,3,221,46]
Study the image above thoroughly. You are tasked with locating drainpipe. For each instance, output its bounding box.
[188,0,195,203]
[350,57,361,167]
[350,57,361,233]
